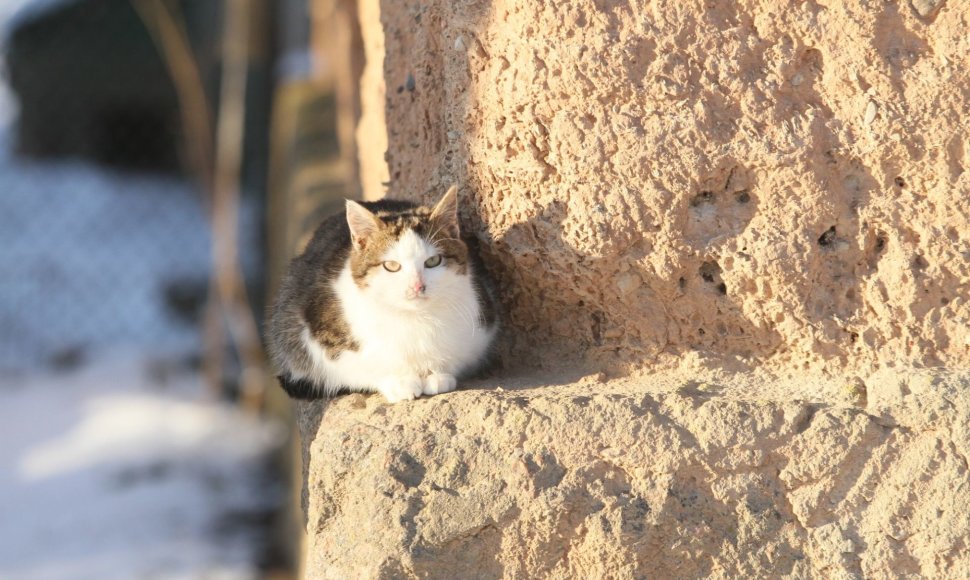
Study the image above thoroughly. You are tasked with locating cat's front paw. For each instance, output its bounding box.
[377,376,423,404]
[423,373,457,396]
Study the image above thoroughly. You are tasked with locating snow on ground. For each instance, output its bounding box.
[0,353,286,580]
[0,132,280,576]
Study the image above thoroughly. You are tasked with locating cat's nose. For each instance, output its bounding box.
[413,280,426,295]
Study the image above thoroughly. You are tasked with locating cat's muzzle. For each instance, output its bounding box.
[406,280,427,300]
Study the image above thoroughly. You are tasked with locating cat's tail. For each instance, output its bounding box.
[277,374,329,400]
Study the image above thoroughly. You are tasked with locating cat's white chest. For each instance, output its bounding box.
[300,266,493,392]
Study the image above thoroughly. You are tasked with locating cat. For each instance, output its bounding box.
[268,186,498,403]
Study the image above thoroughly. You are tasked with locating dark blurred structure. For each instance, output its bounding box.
[5,0,272,181]
[7,0,187,171]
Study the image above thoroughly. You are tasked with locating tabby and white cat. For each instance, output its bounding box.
[268,186,497,403]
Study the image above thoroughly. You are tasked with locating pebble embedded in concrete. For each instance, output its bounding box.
[864,100,878,125]
[911,0,945,18]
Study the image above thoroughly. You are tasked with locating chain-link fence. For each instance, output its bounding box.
[0,0,270,374]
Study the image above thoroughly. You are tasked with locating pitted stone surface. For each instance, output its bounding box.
[362,0,970,375]
[299,1,970,577]
[299,372,970,579]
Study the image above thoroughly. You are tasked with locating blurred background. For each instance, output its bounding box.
[0,0,360,577]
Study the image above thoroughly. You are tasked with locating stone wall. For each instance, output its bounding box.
[360,0,969,375]
[300,371,970,578]
[299,1,970,577]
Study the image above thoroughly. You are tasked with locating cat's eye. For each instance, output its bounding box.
[424,255,443,268]
[382,261,401,272]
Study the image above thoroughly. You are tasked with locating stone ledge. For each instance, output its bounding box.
[298,372,970,578]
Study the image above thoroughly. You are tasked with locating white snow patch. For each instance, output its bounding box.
[0,353,286,580]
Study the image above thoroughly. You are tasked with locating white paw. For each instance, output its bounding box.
[423,373,457,396]
[377,376,423,404]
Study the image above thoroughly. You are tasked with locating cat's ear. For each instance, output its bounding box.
[430,185,460,239]
[346,200,380,251]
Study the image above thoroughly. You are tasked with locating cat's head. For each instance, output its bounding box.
[345,186,470,310]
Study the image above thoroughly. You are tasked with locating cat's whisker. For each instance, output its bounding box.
[443,300,477,329]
